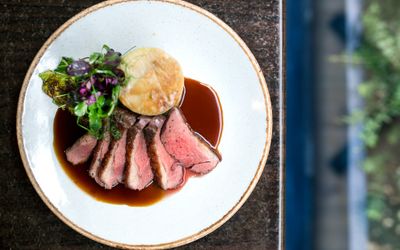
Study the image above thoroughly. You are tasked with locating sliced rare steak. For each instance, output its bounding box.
[144,116,184,190]
[125,116,153,190]
[65,133,97,165]
[160,107,221,174]
[97,111,136,189]
[88,130,111,185]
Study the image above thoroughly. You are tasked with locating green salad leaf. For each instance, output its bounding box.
[39,45,125,139]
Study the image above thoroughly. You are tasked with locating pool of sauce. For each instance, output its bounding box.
[53,78,223,206]
[180,78,223,147]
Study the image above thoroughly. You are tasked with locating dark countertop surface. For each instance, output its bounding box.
[0,0,284,249]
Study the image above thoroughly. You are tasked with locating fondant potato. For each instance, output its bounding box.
[119,48,184,116]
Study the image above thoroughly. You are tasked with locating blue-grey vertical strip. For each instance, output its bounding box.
[346,0,367,249]
[286,0,314,249]
[279,0,285,248]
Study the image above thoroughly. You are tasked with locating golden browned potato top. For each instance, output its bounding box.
[119,48,184,116]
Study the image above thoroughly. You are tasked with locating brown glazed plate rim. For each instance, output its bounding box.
[16,0,273,249]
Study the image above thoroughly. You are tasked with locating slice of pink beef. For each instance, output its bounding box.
[125,116,154,190]
[97,129,128,189]
[144,116,184,190]
[65,133,97,165]
[88,130,111,186]
[160,107,221,174]
[97,110,136,189]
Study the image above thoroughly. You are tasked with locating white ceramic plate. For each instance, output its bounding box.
[17,0,272,248]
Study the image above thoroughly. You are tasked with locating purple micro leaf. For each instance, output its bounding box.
[79,87,88,97]
[111,77,118,85]
[85,95,96,105]
[67,60,91,76]
[105,77,112,85]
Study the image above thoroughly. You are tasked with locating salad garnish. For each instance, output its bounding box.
[40,45,125,139]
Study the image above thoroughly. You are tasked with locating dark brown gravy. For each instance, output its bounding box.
[180,78,223,146]
[53,78,222,206]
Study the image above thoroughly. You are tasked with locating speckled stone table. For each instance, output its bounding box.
[1,0,284,249]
